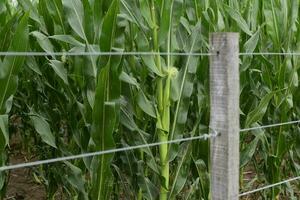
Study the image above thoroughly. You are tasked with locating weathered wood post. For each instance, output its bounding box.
[209,33,240,200]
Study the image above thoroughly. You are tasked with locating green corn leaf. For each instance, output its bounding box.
[0,115,8,149]
[93,0,103,42]
[169,142,192,199]
[0,16,16,52]
[62,0,86,40]
[30,112,57,148]
[245,92,274,128]
[240,137,259,168]
[90,65,116,200]
[159,0,172,43]
[112,163,135,199]
[49,35,85,47]
[136,160,159,200]
[141,56,165,77]
[49,60,69,85]
[119,71,140,88]
[244,28,260,53]
[276,131,288,160]
[263,0,280,49]
[82,0,94,43]
[168,120,201,198]
[139,177,159,200]
[0,13,29,113]
[194,159,210,200]
[217,10,225,31]
[17,0,43,27]
[38,0,54,35]
[0,2,6,26]
[99,0,119,70]
[168,22,202,162]
[45,0,67,35]
[224,4,252,36]
[120,0,148,35]
[89,2,120,197]
[120,104,160,174]
[31,31,54,53]
[26,56,42,75]
[290,0,299,31]
[64,161,88,199]
[100,0,119,52]
[138,0,154,28]
[137,90,156,118]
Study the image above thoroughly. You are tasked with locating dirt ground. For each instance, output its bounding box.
[4,134,46,200]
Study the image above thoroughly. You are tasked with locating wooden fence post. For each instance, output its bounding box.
[209,33,240,200]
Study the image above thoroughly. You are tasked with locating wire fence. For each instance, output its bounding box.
[0,119,299,197]
[239,120,300,196]
[239,176,300,197]
[240,120,300,133]
[0,132,218,171]
[0,51,214,57]
[1,49,300,197]
[2,51,300,57]
[1,120,299,172]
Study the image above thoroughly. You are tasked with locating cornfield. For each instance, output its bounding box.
[0,0,299,199]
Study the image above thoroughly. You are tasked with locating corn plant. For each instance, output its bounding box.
[0,0,300,199]
[0,8,29,197]
[118,1,204,199]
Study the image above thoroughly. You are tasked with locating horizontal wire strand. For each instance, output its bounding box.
[239,176,300,197]
[240,120,300,132]
[239,120,300,196]
[239,52,300,56]
[0,133,218,171]
[0,120,299,171]
[0,51,214,57]
[1,51,300,56]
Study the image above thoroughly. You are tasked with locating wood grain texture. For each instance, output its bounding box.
[209,33,240,200]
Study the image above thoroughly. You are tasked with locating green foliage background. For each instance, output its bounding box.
[0,0,300,199]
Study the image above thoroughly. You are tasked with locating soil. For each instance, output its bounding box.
[4,134,46,200]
